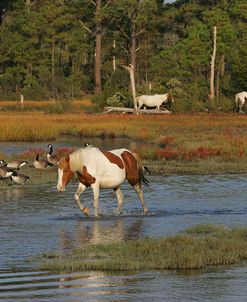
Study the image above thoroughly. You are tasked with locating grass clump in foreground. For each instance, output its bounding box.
[37,224,247,272]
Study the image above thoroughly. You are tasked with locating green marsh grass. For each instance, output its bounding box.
[36,225,247,272]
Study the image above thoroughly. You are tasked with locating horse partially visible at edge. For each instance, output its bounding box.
[235,91,247,114]
[136,92,174,110]
[57,144,149,217]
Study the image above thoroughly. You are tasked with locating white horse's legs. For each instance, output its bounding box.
[239,103,244,114]
[138,101,143,110]
[133,184,148,214]
[115,187,123,214]
[74,183,86,211]
[92,183,100,217]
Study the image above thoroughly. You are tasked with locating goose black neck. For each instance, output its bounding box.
[49,145,53,155]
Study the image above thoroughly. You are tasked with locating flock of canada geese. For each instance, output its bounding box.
[0,144,59,185]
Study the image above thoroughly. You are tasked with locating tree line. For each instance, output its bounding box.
[0,0,246,112]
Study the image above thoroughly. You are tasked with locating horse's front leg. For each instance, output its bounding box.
[91,183,100,217]
[114,187,124,215]
[74,183,89,216]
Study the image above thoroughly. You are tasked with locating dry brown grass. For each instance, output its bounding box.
[0,99,93,110]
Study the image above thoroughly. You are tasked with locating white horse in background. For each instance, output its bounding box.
[235,91,247,114]
[57,145,149,217]
[136,92,174,110]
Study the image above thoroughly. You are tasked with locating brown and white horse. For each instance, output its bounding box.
[57,145,149,217]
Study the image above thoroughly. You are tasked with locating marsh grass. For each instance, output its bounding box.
[0,99,93,112]
[35,225,247,272]
[1,112,247,174]
[146,157,247,175]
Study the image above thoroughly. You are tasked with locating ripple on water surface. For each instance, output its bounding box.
[1,175,247,301]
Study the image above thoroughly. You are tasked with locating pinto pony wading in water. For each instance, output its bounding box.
[57,145,149,217]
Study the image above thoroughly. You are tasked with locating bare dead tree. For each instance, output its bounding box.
[122,64,139,114]
[209,26,217,100]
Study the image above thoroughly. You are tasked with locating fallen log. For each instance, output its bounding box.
[103,106,172,114]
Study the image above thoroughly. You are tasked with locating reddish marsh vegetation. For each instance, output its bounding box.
[1,112,247,174]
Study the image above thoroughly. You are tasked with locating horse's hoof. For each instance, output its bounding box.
[82,207,90,216]
[144,207,148,214]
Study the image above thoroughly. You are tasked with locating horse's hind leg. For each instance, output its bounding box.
[239,104,244,114]
[138,100,143,110]
[74,183,86,212]
[133,184,148,214]
[114,187,123,214]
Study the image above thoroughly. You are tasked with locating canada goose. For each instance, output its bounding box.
[0,166,14,179]
[7,160,29,170]
[34,154,53,170]
[47,144,59,165]
[10,171,29,185]
[144,166,151,175]
[0,159,7,166]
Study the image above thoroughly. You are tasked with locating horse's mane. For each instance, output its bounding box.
[69,146,96,171]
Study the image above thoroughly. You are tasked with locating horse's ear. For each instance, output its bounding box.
[65,155,70,163]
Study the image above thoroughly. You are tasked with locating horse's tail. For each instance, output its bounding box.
[234,94,239,112]
[135,96,142,109]
[129,143,149,187]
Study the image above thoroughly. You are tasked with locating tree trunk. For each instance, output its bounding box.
[123,64,138,114]
[71,58,74,99]
[51,36,57,100]
[95,0,102,95]
[130,20,137,75]
[209,26,217,100]
[216,67,220,101]
[216,55,225,101]
[113,40,116,71]
[220,55,225,77]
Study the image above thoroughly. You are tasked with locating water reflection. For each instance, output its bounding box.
[58,219,144,251]
[2,174,247,301]
[0,137,149,156]
[2,267,247,302]
[0,187,26,201]
[57,271,123,299]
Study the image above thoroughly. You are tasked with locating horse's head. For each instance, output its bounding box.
[57,155,74,192]
[168,92,175,103]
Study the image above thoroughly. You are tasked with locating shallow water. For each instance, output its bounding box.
[1,174,247,301]
[0,137,140,155]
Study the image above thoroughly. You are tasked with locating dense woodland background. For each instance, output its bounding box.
[0,0,246,112]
